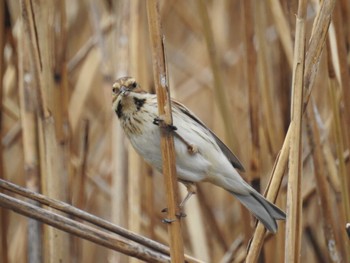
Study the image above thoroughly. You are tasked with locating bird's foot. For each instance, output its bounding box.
[187,144,198,155]
[161,207,187,224]
[153,117,177,131]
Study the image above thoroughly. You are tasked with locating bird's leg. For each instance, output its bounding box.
[174,132,198,155]
[179,182,196,208]
[176,182,197,218]
[161,182,196,220]
[153,117,198,155]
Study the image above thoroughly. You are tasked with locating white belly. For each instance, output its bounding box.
[128,124,210,183]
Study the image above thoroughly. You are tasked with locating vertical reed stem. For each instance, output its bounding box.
[0,1,8,262]
[305,102,341,262]
[146,1,185,262]
[285,1,307,262]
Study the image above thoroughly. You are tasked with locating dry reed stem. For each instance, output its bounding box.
[220,235,243,263]
[256,0,283,155]
[128,4,143,262]
[67,17,115,72]
[328,68,350,262]
[69,49,100,135]
[20,0,49,119]
[241,0,258,245]
[303,0,336,109]
[21,0,71,261]
[322,143,342,194]
[180,187,209,261]
[0,178,202,262]
[76,120,89,209]
[326,38,350,261]
[305,102,341,262]
[196,0,239,151]
[196,186,229,250]
[331,1,350,224]
[247,0,336,261]
[146,1,185,262]
[246,127,291,263]
[284,0,307,262]
[110,1,131,261]
[330,2,350,177]
[304,226,329,262]
[18,28,42,263]
[0,1,8,263]
[266,0,293,68]
[51,0,69,145]
[0,192,170,263]
[1,0,348,262]
[127,143,142,258]
[197,0,253,249]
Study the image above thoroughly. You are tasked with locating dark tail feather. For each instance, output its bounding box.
[232,191,286,233]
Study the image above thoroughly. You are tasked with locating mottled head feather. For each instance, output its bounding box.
[112,76,145,95]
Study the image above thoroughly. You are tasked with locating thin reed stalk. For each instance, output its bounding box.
[303,0,336,108]
[0,1,8,262]
[18,27,42,263]
[326,37,350,261]
[128,4,143,262]
[305,102,341,262]
[328,4,350,188]
[266,0,293,68]
[110,0,131,261]
[331,1,350,224]
[0,178,202,263]
[246,127,291,263]
[146,1,185,262]
[1,0,349,262]
[21,0,71,262]
[0,192,170,263]
[328,62,350,262]
[196,0,238,150]
[284,1,307,262]
[242,0,258,245]
[247,0,336,260]
[256,0,284,155]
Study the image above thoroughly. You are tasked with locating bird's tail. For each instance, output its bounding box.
[231,190,286,233]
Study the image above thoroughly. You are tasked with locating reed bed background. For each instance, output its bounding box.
[0,0,349,262]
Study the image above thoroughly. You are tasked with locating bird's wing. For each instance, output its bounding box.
[172,101,245,172]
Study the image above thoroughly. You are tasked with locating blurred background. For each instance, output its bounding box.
[0,0,349,262]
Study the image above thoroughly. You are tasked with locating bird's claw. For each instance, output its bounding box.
[153,117,177,131]
[176,211,187,218]
[162,218,177,224]
[161,207,186,224]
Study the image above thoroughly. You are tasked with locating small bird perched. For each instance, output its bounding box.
[112,76,286,233]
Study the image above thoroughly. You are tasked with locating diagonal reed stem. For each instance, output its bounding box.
[0,178,202,263]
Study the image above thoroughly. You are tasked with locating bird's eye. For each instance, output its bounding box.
[132,82,137,88]
[112,87,118,93]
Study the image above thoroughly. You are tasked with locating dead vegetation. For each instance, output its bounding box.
[0,0,350,262]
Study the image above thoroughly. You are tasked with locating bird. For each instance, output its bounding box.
[112,76,286,233]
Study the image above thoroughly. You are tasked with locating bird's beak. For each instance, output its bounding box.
[119,86,130,96]
[120,86,126,94]
[112,85,130,103]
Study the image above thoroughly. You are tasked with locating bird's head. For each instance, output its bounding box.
[112,76,148,118]
[112,76,144,98]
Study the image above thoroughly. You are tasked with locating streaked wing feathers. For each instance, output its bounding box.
[173,101,245,172]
